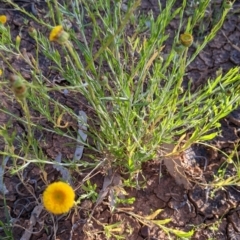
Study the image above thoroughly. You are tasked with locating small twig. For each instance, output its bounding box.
[221,30,240,52]
[80,159,105,185]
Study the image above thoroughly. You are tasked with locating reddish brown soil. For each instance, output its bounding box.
[0,1,240,239]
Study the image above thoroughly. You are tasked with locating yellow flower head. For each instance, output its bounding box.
[43,181,75,214]
[0,15,7,24]
[49,25,69,44]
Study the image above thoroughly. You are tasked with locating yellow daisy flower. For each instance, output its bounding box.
[0,15,7,24]
[49,25,69,44]
[0,69,2,76]
[43,181,75,214]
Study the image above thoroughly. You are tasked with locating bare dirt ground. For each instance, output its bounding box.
[0,0,240,239]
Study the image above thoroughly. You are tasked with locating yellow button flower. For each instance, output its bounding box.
[0,15,7,24]
[43,181,75,214]
[49,25,69,44]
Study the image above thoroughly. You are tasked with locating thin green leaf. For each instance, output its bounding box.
[152,219,172,225]
[171,229,194,238]
[145,209,164,220]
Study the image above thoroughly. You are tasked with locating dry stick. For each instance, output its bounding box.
[221,30,240,52]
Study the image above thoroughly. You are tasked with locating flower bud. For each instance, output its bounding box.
[9,74,27,99]
[28,27,37,39]
[100,75,108,85]
[16,35,21,50]
[180,33,193,47]
[223,0,233,9]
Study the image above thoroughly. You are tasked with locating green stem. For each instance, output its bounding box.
[64,42,99,105]
[20,98,33,149]
[65,41,84,72]
[52,0,61,25]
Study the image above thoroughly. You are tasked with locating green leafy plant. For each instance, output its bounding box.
[1,0,237,173]
[36,0,239,174]
[211,143,240,189]
[0,0,239,238]
[0,198,14,240]
[0,220,14,240]
[79,180,98,202]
